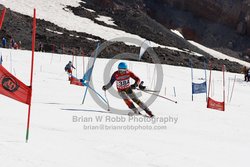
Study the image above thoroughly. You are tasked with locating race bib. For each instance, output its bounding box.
[116,79,130,89]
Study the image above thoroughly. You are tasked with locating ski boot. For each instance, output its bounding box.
[144,109,154,118]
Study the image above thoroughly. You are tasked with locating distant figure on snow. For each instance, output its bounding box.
[10,37,15,48]
[17,41,22,49]
[0,55,3,65]
[64,61,75,80]
[242,66,249,81]
[247,68,250,82]
[13,42,18,49]
[2,37,6,48]
[38,42,44,52]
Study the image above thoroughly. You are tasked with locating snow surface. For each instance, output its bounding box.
[171,29,184,38]
[189,40,250,67]
[0,47,250,167]
[170,30,250,66]
[96,15,117,26]
[46,28,63,35]
[82,6,96,13]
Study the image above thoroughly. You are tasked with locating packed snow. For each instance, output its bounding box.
[0,47,249,167]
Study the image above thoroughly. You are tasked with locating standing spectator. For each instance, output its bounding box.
[248,68,250,82]
[242,66,248,81]
[10,37,15,48]
[2,37,6,48]
[14,42,18,49]
[0,55,3,65]
[18,41,21,49]
[38,42,44,52]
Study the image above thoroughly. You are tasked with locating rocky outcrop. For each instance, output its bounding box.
[152,0,250,37]
[139,0,250,59]
[241,1,250,35]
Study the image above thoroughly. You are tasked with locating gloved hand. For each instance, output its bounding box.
[102,85,108,91]
[130,83,138,89]
[139,84,146,90]
[139,81,146,90]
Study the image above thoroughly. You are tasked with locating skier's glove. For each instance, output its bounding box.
[102,85,108,91]
[130,83,138,89]
[139,84,146,90]
[139,81,146,90]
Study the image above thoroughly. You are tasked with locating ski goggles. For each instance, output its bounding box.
[118,68,127,72]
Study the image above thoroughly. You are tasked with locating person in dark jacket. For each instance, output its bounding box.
[247,68,250,82]
[0,55,3,65]
[65,61,75,80]
[10,37,15,48]
[242,66,249,81]
[2,37,6,48]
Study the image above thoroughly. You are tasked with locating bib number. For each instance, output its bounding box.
[117,79,130,89]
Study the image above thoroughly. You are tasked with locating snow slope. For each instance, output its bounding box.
[1,0,162,47]
[3,0,250,66]
[189,40,250,67]
[0,47,249,167]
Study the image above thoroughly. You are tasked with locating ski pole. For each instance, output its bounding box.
[139,88,177,103]
[104,91,110,111]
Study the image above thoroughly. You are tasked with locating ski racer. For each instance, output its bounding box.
[102,62,154,117]
[64,61,75,80]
